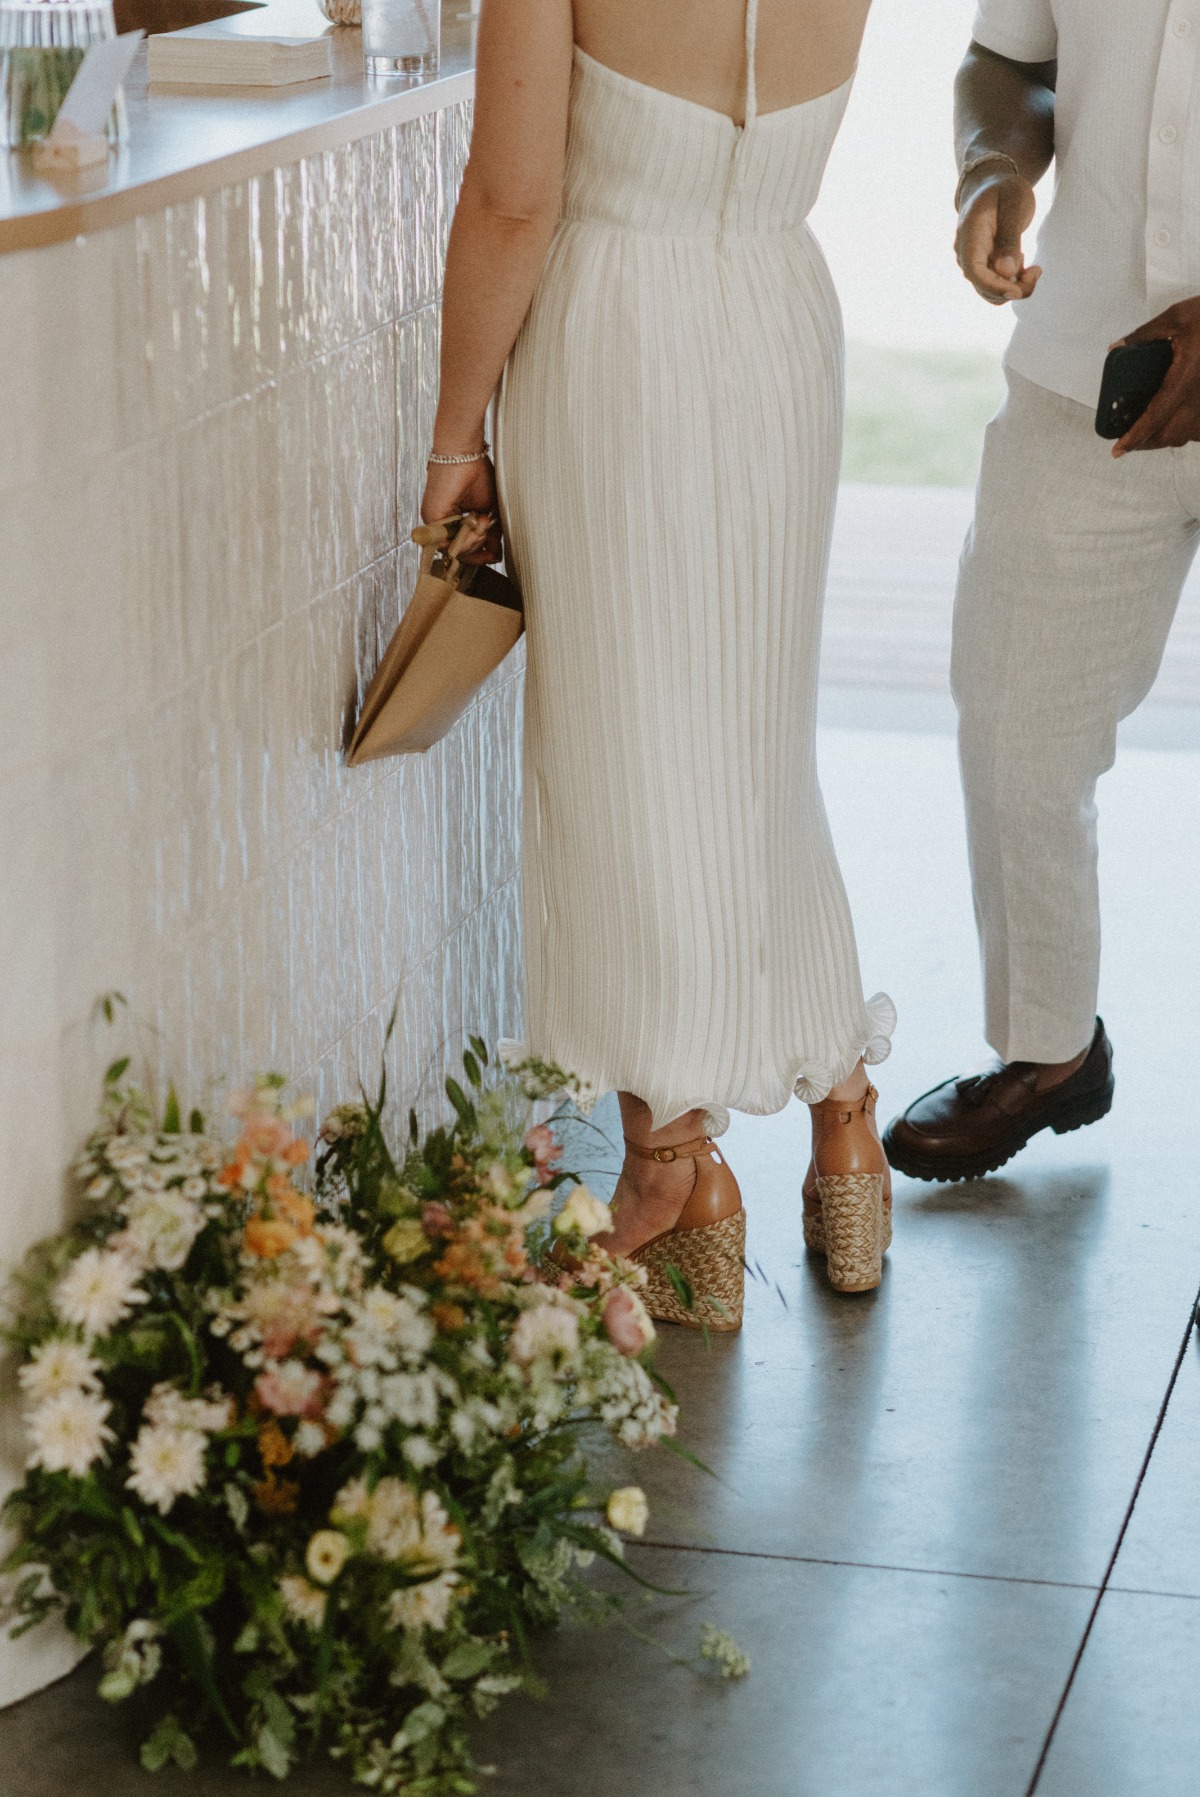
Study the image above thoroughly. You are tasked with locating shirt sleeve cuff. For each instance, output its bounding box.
[971,10,1057,64]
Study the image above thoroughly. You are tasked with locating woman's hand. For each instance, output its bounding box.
[419,456,503,564]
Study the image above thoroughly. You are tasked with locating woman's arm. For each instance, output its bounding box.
[421,0,574,546]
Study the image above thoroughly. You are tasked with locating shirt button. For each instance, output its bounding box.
[1160,123,1180,143]
[1156,226,1174,246]
[1175,17,1192,34]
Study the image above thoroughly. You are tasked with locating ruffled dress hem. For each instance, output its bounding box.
[499,992,896,1141]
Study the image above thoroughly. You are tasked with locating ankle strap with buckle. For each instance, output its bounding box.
[623,1132,716,1164]
[809,1083,878,1123]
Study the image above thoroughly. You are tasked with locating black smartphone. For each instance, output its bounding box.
[1095,339,1174,439]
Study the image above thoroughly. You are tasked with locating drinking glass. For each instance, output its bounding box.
[1,0,125,149]
[361,0,438,80]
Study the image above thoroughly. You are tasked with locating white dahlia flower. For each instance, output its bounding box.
[126,1423,207,1513]
[18,1339,103,1405]
[54,1248,147,1338]
[26,1389,114,1477]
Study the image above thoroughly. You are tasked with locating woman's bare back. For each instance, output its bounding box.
[572,0,872,125]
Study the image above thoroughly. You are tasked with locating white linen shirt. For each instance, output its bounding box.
[973,0,1200,407]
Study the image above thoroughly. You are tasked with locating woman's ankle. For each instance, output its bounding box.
[818,1061,871,1107]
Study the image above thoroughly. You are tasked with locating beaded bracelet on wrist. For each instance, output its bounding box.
[427,444,491,467]
[954,153,1021,212]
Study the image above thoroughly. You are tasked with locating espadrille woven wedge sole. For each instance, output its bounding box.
[624,1134,745,1331]
[803,1084,891,1292]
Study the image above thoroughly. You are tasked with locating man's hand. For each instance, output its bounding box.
[1112,300,1200,457]
[955,166,1042,305]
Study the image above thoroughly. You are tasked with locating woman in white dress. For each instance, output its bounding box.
[421,0,894,1318]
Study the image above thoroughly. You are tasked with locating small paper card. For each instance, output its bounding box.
[50,30,143,138]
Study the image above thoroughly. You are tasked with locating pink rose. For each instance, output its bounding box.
[602,1286,656,1356]
[255,1361,324,1418]
[524,1124,561,1187]
[422,1201,454,1238]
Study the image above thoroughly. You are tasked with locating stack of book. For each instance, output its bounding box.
[147,25,332,85]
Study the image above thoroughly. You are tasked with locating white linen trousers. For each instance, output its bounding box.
[953,368,1200,1064]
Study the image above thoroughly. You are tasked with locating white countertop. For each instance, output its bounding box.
[0,0,474,253]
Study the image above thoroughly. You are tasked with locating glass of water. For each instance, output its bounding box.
[362,0,438,79]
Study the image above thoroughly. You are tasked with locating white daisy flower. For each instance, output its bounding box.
[388,1569,459,1634]
[278,1574,326,1629]
[126,1424,207,1513]
[18,1339,103,1405]
[54,1248,147,1338]
[26,1389,114,1477]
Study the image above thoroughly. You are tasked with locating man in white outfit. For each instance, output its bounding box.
[886,0,1200,1181]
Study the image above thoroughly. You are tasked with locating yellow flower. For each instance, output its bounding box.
[382,1218,428,1265]
[606,1486,649,1536]
[305,1529,350,1585]
[552,1186,613,1240]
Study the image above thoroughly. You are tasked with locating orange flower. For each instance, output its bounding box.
[258,1420,294,1468]
[431,1301,466,1334]
[283,1138,309,1167]
[271,1186,316,1235]
[252,1474,299,1516]
[244,1217,297,1258]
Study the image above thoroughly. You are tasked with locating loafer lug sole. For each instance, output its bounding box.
[883,1077,1115,1185]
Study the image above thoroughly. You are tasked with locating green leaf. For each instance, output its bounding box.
[140,1714,196,1773]
[233,1619,258,1653]
[224,1482,249,1532]
[256,1727,290,1779]
[261,1689,296,1749]
[663,1261,694,1312]
[440,1639,494,1682]
[98,991,127,1026]
[105,1057,130,1086]
[444,1077,475,1127]
[409,1106,419,1146]
[161,1086,182,1134]
[468,1034,489,1066]
[462,1050,482,1089]
[401,1699,446,1745]
[120,1507,145,1548]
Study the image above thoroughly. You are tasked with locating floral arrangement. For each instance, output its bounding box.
[2,1039,742,1790]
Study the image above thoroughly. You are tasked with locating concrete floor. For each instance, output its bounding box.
[1,708,1198,1795]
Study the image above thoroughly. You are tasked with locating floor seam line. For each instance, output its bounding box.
[636,1539,1099,1593]
[1106,1583,1200,1602]
[1024,1289,1200,1796]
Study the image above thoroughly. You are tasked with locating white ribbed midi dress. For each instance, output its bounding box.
[496,4,894,1133]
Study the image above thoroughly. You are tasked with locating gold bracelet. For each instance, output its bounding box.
[427,444,490,466]
[955,153,1021,212]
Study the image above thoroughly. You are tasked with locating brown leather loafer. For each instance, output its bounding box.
[883,1019,1114,1184]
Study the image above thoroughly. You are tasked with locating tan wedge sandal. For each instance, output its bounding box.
[802,1085,891,1293]
[624,1134,745,1332]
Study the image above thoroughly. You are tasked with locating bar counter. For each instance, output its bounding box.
[0,0,525,1710]
[0,0,474,251]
